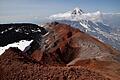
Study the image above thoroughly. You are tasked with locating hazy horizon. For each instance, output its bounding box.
[0,0,120,24]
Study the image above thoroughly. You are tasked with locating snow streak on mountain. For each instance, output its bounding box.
[49,7,120,50]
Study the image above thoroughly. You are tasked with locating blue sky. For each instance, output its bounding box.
[0,0,120,23]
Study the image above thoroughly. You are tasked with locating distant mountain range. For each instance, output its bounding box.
[49,7,120,50]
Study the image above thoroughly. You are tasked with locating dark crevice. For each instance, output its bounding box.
[55,48,63,63]
[67,32,72,38]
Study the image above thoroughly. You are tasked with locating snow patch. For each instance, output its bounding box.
[0,40,33,55]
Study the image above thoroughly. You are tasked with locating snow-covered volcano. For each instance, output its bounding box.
[49,7,102,22]
[71,7,84,15]
[49,7,120,50]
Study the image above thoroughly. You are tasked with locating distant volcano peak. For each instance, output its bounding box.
[71,7,84,15]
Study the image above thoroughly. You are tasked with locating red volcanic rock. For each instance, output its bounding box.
[31,49,43,62]
[0,48,110,80]
[29,22,119,65]
[0,22,120,80]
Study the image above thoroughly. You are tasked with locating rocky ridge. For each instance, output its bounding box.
[0,22,120,80]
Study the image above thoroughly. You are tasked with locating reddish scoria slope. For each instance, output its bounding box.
[30,22,119,64]
[0,48,110,80]
[0,22,120,80]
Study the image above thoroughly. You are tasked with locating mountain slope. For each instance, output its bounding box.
[12,22,119,66]
[0,48,110,80]
[0,22,120,80]
[49,8,120,50]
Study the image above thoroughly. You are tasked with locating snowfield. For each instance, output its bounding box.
[0,40,33,55]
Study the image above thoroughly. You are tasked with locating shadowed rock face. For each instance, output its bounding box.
[0,23,47,46]
[0,22,120,80]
